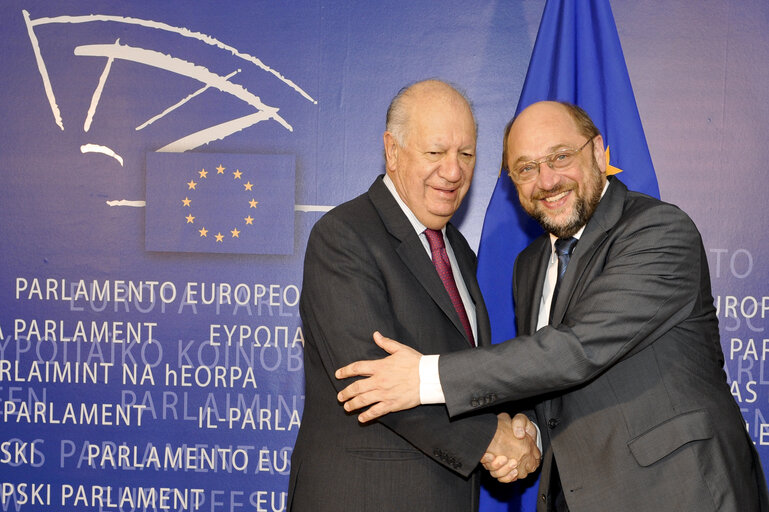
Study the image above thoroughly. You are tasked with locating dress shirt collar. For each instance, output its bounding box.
[382,174,445,237]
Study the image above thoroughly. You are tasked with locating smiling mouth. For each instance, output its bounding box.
[432,186,458,196]
[543,190,569,203]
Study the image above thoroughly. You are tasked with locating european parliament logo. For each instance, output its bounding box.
[145,153,294,255]
[19,8,321,239]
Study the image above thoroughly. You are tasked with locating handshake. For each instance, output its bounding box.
[481,412,541,483]
[334,332,540,482]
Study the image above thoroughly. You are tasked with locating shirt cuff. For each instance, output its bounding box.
[419,355,446,404]
[533,421,543,453]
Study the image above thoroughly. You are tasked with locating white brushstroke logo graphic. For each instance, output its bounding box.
[23,10,332,213]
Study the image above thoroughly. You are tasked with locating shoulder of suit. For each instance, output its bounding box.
[304,192,385,263]
[621,189,696,228]
[312,190,378,232]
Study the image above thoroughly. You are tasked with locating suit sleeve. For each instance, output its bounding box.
[440,201,706,417]
[301,212,497,476]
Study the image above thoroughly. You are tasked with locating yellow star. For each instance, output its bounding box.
[231,228,241,238]
[605,146,623,176]
[216,164,225,174]
[199,168,208,178]
[182,197,191,207]
[199,227,208,237]
[233,169,243,179]
[215,232,224,242]
[187,179,197,190]
[185,214,195,224]
[244,181,254,191]
[244,215,254,225]
[249,199,259,208]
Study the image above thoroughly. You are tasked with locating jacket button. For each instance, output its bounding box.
[540,494,547,503]
[548,418,559,429]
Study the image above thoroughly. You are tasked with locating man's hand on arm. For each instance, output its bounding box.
[481,413,541,483]
[336,331,423,422]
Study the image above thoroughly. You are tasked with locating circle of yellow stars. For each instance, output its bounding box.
[181,164,258,243]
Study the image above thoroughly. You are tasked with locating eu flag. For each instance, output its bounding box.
[478,1,660,510]
[145,152,295,255]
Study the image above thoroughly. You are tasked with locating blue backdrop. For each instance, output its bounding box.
[1,1,767,510]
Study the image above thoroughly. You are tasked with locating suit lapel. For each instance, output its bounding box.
[367,177,470,346]
[518,237,551,334]
[551,177,628,323]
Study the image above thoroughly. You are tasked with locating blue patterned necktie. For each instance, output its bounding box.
[550,236,578,323]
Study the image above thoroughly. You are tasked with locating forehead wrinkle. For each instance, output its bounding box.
[409,102,475,153]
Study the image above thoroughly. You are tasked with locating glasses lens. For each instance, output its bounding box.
[509,140,591,184]
[550,150,576,169]
[511,165,537,183]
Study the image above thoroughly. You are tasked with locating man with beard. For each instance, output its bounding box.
[334,101,769,512]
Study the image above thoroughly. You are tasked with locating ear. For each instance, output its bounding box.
[592,135,607,175]
[383,132,399,172]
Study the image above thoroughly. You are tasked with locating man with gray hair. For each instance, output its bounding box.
[287,80,540,511]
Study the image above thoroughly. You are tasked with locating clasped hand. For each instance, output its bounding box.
[482,412,540,483]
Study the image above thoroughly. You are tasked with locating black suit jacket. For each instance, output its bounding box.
[288,176,498,511]
[439,177,769,512]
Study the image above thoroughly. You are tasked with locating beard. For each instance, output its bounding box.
[523,162,604,238]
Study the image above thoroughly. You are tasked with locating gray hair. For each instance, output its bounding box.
[385,79,476,147]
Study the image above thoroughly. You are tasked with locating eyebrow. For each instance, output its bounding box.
[511,143,573,165]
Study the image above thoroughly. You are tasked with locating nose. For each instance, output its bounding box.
[439,152,463,182]
[536,162,561,190]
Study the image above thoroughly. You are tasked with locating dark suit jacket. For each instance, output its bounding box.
[288,176,498,512]
[440,177,769,512]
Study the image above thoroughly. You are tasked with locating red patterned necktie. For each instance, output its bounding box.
[424,229,475,347]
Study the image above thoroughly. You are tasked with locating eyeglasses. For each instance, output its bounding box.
[507,138,594,184]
